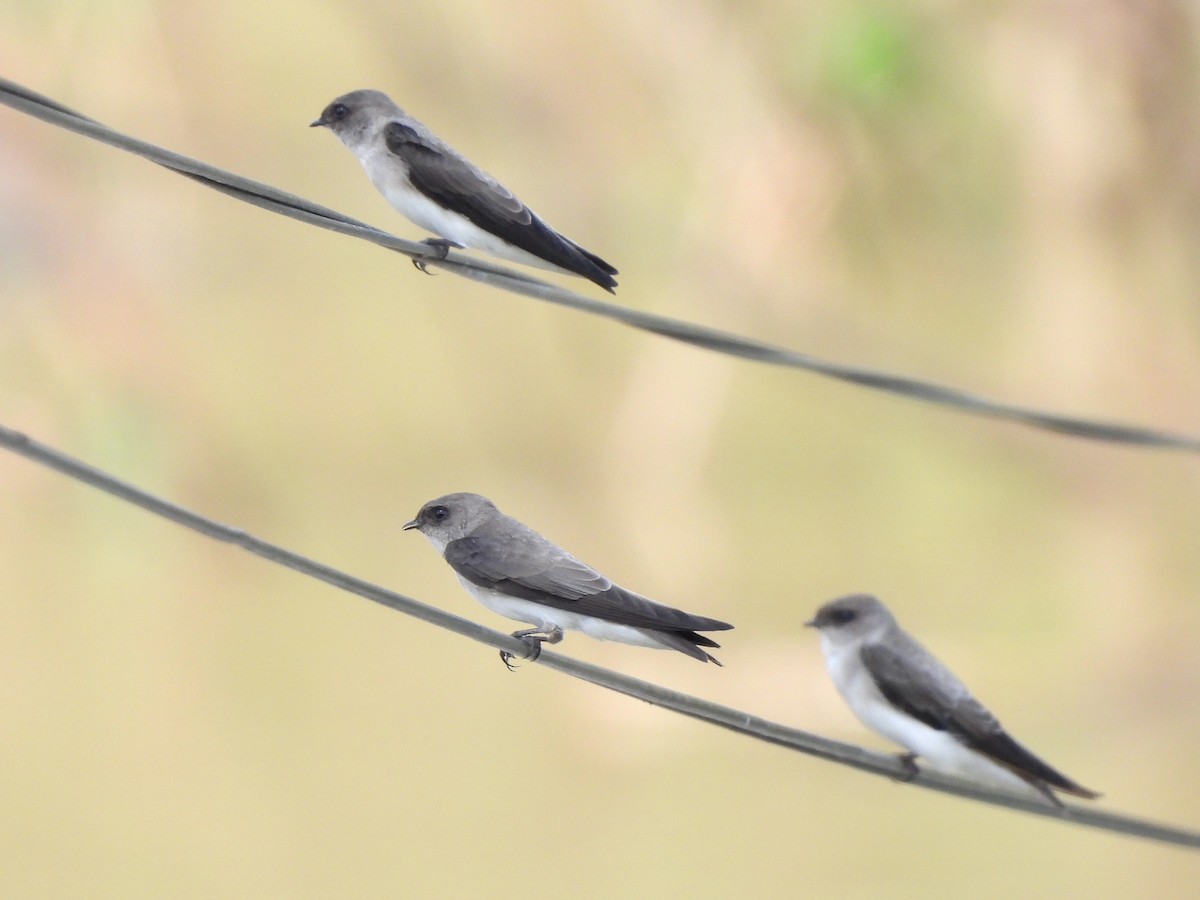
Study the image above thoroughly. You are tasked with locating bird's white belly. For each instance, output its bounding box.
[460,578,667,649]
[823,638,1041,798]
[358,151,570,274]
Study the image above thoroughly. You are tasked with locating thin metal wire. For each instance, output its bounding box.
[1,422,1197,850]
[2,76,1198,454]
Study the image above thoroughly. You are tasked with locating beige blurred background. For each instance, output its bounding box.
[3,1,1200,896]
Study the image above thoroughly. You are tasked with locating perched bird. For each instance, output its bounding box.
[404,492,732,668]
[807,593,1099,806]
[312,90,618,292]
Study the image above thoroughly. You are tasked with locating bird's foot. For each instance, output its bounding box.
[499,626,564,671]
[413,238,464,274]
[894,752,921,783]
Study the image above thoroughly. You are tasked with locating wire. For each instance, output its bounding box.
[1,422,1197,850]
[2,76,1198,454]
[3,75,1199,845]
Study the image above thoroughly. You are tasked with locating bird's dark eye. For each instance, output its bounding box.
[430,505,450,522]
[830,608,857,626]
[331,103,349,120]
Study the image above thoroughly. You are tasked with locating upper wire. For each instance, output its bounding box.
[2,75,1198,454]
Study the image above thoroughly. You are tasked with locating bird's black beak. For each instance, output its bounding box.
[402,519,420,531]
[310,117,327,128]
[803,618,818,628]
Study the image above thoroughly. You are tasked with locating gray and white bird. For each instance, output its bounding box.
[807,593,1099,806]
[404,492,732,668]
[312,90,618,292]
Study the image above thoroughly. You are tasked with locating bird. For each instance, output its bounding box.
[311,90,618,292]
[806,593,1099,806]
[404,492,732,668]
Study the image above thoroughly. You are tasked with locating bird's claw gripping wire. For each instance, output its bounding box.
[412,238,463,275]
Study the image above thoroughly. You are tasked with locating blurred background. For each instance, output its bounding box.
[3,0,1200,896]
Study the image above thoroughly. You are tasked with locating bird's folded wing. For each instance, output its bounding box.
[444,535,730,632]
[384,121,611,275]
[861,642,1096,794]
[384,122,529,222]
[860,641,998,740]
